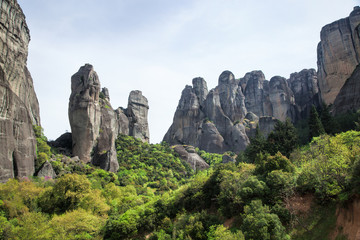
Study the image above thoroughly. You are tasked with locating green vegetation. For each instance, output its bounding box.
[3,114,360,239]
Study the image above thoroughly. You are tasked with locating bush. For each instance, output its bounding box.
[241,200,290,240]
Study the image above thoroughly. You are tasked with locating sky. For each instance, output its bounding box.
[18,0,359,143]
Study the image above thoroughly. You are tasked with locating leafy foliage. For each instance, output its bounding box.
[116,134,194,193]
[308,105,325,140]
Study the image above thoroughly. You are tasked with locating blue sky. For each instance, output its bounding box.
[18,0,359,143]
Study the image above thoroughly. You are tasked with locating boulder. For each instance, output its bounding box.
[36,161,56,179]
[173,145,209,171]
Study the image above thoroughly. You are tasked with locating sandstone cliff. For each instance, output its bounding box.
[68,64,149,172]
[317,6,360,105]
[0,0,40,182]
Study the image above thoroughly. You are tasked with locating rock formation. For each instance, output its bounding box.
[333,64,360,114]
[317,6,360,105]
[269,76,297,122]
[127,90,150,142]
[164,71,250,154]
[288,69,321,119]
[68,64,150,172]
[172,145,209,171]
[0,0,40,182]
[165,68,322,153]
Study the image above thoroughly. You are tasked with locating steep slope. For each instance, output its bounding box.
[0,0,40,182]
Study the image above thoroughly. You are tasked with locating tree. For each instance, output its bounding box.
[244,126,267,163]
[319,102,338,134]
[308,105,325,141]
[207,225,244,240]
[241,200,290,240]
[266,119,298,158]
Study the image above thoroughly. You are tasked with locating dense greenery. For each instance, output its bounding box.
[2,114,360,239]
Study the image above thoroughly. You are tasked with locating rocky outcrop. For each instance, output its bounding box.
[288,69,321,119]
[127,90,150,142]
[36,161,56,179]
[48,132,72,156]
[333,64,360,114]
[164,71,249,153]
[243,71,272,117]
[164,70,304,153]
[69,64,101,164]
[0,0,40,182]
[68,64,149,172]
[317,6,360,105]
[269,76,297,122]
[172,145,209,171]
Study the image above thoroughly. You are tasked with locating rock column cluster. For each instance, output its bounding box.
[164,68,320,153]
[68,64,149,172]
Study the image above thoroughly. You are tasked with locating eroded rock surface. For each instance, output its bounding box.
[68,64,149,172]
[0,0,40,182]
[317,6,360,105]
[333,64,360,114]
[173,145,209,171]
[288,69,321,119]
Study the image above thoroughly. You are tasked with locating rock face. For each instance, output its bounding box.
[269,76,297,122]
[164,68,323,153]
[333,64,360,114]
[317,6,360,105]
[172,145,209,171]
[68,64,149,172]
[288,69,321,119]
[164,71,250,153]
[0,0,40,182]
[127,90,150,142]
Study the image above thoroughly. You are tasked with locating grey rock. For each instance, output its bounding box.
[333,64,360,114]
[36,161,56,179]
[163,85,204,146]
[288,69,321,119]
[269,76,297,122]
[91,99,119,172]
[101,87,110,101]
[198,121,225,153]
[317,7,360,105]
[218,71,247,122]
[48,132,72,156]
[192,77,208,105]
[69,64,150,172]
[0,0,40,182]
[243,71,272,117]
[127,90,150,142]
[173,145,209,171]
[115,107,130,136]
[69,64,101,163]
[258,116,277,138]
